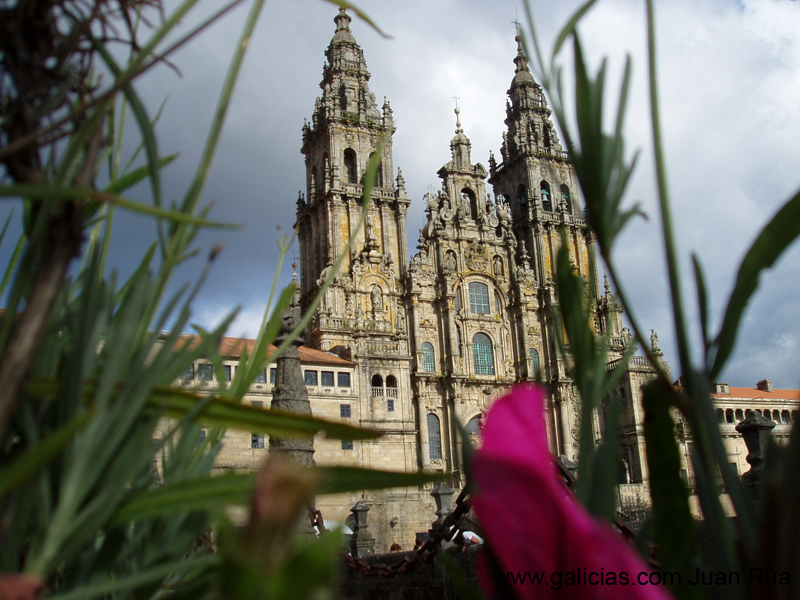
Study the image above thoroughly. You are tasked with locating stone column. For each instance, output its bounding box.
[269,282,315,469]
[349,501,375,557]
[430,482,455,530]
[735,412,775,499]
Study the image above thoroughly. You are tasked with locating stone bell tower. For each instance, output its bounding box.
[296,9,415,466]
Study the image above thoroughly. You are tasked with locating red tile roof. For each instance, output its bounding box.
[711,387,800,401]
[173,334,355,367]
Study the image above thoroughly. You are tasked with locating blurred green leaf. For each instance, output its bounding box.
[0,409,93,500]
[641,379,701,599]
[0,184,237,228]
[315,466,442,495]
[24,379,381,441]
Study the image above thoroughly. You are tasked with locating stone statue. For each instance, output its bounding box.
[371,285,382,313]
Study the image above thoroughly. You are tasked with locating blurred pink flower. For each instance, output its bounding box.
[472,384,672,600]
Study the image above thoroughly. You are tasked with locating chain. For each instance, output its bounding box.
[309,488,471,578]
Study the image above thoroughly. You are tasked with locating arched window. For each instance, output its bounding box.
[735,409,744,422]
[466,416,482,438]
[421,342,435,373]
[427,414,442,460]
[344,148,357,183]
[773,410,780,422]
[541,181,552,211]
[462,188,479,220]
[495,293,503,315]
[716,409,724,423]
[468,282,490,314]
[517,184,527,206]
[782,410,791,424]
[560,184,571,212]
[472,333,495,375]
[371,374,383,397]
[386,375,398,398]
[529,348,540,379]
[726,409,734,424]
[310,166,317,198]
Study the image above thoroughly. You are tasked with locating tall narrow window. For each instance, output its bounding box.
[472,333,495,375]
[529,348,540,379]
[468,282,490,314]
[560,184,571,212]
[517,184,527,206]
[456,326,463,357]
[454,288,461,313]
[370,152,383,187]
[541,182,552,211]
[421,342,435,372]
[495,293,503,315]
[344,148,357,184]
[427,413,442,460]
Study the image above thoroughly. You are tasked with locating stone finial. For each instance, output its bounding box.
[430,482,456,529]
[396,168,406,196]
[349,501,375,557]
[735,412,776,496]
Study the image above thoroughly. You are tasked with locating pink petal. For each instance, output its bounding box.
[472,384,672,600]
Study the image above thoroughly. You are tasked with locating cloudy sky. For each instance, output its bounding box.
[6,0,800,389]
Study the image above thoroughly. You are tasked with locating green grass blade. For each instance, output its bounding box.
[105,154,177,195]
[641,380,701,599]
[47,555,219,600]
[0,409,93,500]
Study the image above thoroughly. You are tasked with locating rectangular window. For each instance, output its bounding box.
[387,399,395,412]
[305,370,318,386]
[340,404,351,418]
[251,402,264,448]
[254,369,267,383]
[270,368,277,384]
[468,282,490,314]
[180,364,195,380]
[342,440,353,450]
[197,363,213,381]
[338,372,351,388]
[321,371,334,386]
[199,429,207,442]
[223,365,232,381]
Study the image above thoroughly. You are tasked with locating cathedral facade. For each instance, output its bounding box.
[292,9,655,543]
[164,10,799,553]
